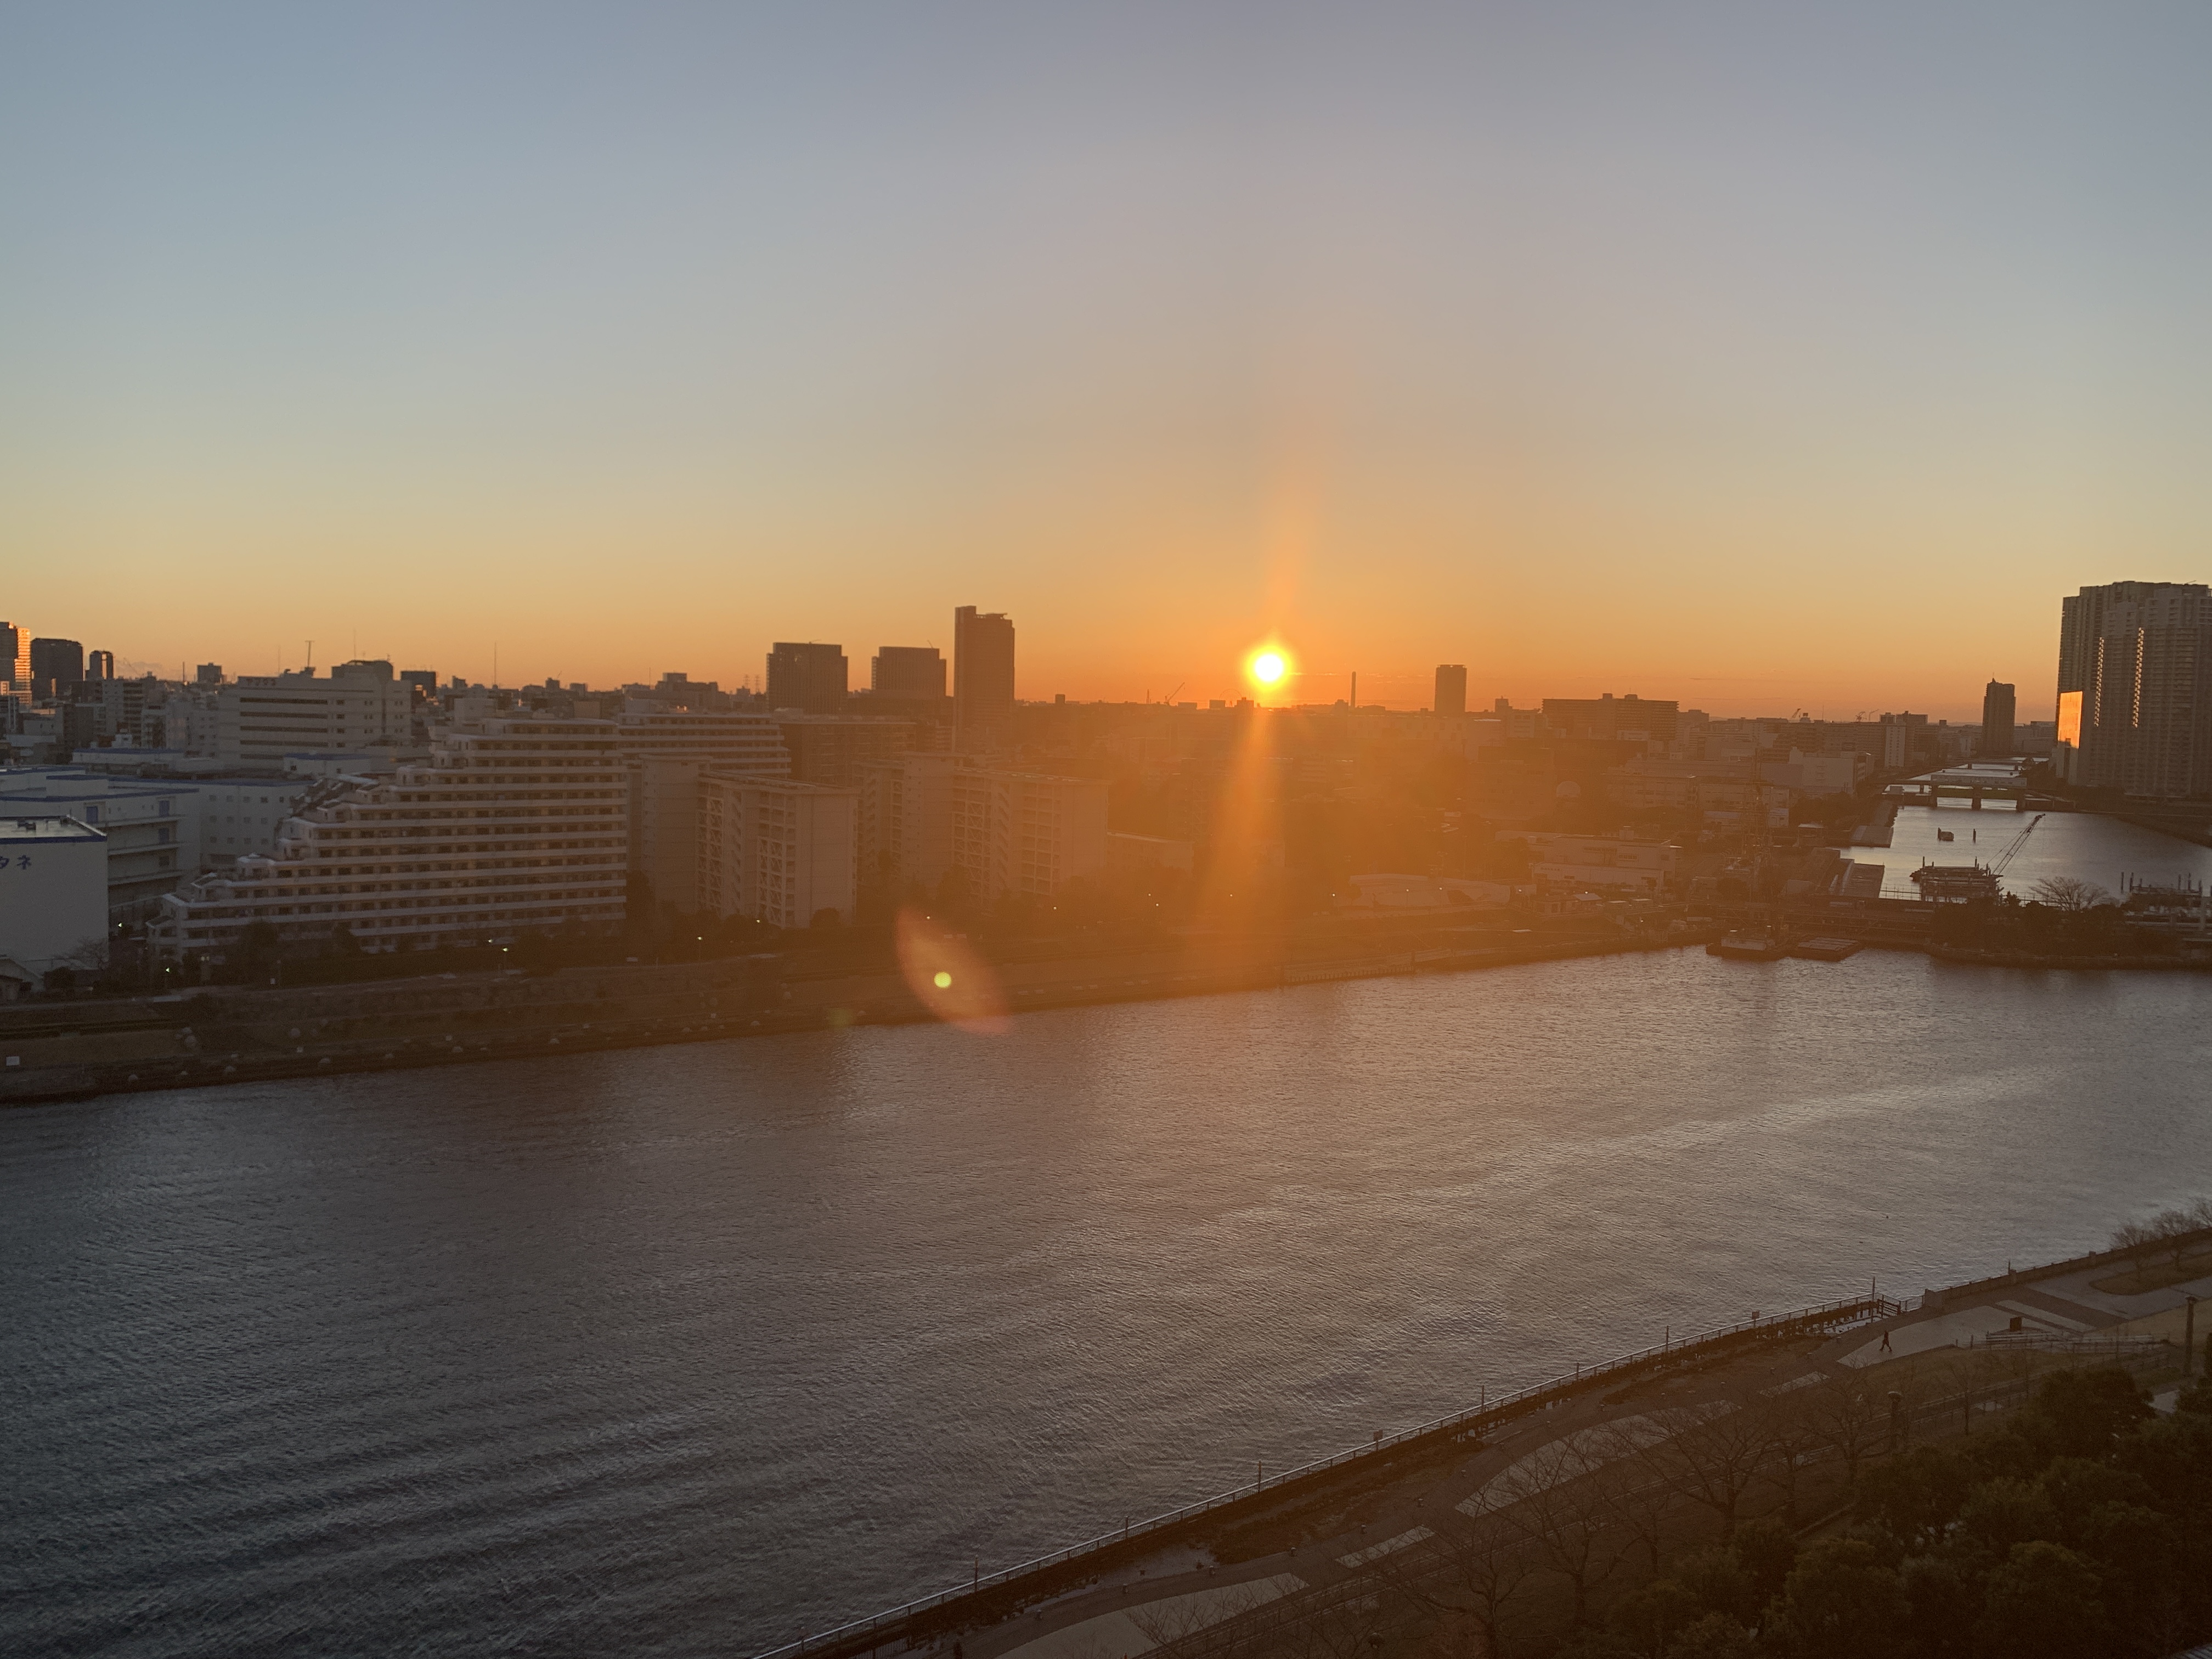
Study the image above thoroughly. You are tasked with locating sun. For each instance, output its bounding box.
[1245,645,1293,693]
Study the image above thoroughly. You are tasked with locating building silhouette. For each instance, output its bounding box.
[765,642,849,714]
[87,650,115,680]
[953,606,1014,752]
[871,646,946,700]
[1540,693,1679,743]
[2055,581,2212,798]
[31,638,84,695]
[1434,664,1467,717]
[1979,679,2016,757]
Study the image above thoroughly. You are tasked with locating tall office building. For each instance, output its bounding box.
[1978,680,2017,757]
[953,606,1015,752]
[0,623,30,692]
[1434,664,1468,718]
[765,642,848,713]
[2055,581,2212,798]
[195,663,223,686]
[87,650,115,680]
[31,639,84,695]
[871,645,946,700]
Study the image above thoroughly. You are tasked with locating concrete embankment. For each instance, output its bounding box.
[0,930,1714,1107]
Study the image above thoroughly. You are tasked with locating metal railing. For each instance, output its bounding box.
[749,1293,1904,1659]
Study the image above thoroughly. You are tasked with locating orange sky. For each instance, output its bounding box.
[8,8,2211,723]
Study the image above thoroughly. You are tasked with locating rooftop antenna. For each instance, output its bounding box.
[306,640,314,671]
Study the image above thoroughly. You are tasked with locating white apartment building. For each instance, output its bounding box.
[950,769,1108,904]
[0,817,108,978]
[151,717,628,959]
[698,772,857,929]
[613,704,791,915]
[217,661,413,768]
[856,753,959,891]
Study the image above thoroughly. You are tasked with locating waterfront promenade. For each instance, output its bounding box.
[849,1233,2211,1659]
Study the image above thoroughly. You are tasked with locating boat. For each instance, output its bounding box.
[1910,862,2002,902]
[1790,936,1864,962]
[1708,929,1788,962]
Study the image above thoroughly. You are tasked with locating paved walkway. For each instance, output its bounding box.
[951,1339,1830,1659]
[944,1268,2203,1659]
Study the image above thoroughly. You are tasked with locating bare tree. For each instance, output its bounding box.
[1747,1395,1827,1528]
[1490,1438,1623,1628]
[2111,1198,2212,1274]
[1633,1406,1770,1541]
[1375,1505,1539,1659]
[2030,875,2112,911]
[1798,1375,1887,1491]
[1583,1425,1675,1577]
[1260,1591,1394,1659]
[1130,1580,1282,1654]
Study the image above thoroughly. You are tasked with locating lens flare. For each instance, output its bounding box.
[895,908,1009,1034]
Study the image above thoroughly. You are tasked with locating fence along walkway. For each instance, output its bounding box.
[1157,1342,2180,1659]
[751,1294,1904,1659]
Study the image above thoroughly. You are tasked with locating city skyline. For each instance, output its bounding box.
[12,6,2212,717]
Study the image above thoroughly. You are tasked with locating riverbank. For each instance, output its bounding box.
[0,927,1716,1106]
[13,913,2211,1106]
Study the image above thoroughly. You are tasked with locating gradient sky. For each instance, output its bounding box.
[7,4,2212,718]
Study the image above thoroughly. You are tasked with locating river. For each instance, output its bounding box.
[5,947,2211,1657]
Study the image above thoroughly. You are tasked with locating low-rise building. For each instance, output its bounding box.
[0,816,108,978]
[1105,832,1195,873]
[1514,833,1679,895]
[1337,873,1509,913]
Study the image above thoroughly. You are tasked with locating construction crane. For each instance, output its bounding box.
[1988,813,2045,877]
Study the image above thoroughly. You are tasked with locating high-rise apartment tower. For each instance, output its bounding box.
[2055,581,2212,798]
[953,606,1014,752]
[1979,680,2016,757]
[1434,664,1468,718]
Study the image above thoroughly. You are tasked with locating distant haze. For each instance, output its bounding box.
[7,4,2211,716]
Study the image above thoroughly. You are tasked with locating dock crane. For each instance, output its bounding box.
[1988,813,2045,877]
